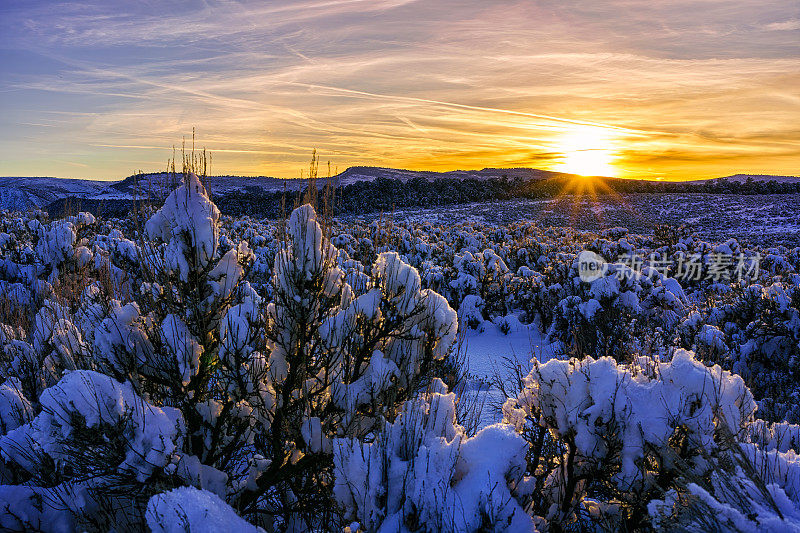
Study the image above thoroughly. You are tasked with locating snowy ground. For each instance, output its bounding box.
[460,319,558,429]
[346,193,800,248]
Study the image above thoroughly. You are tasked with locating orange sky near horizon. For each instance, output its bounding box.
[1,1,798,181]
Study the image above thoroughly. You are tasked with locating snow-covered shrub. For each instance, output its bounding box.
[146,487,265,533]
[0,299,92,406]
[458,294,485,331]
[0,175,458,531]
[548,261,687,361]
[682,277,800,423]
[729,280,800,423]
[0,370,184,530]
[653,223,693,248]
[0,379,32,435]
[502,349,800,531]
[647,438,800,532]
[515,250,574,329]
[450,248,510,320]
[334,379,536,532]
[33,212,97,289]
[234,205,458,526]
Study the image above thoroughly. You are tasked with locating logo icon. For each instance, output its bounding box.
[578,250,607,282]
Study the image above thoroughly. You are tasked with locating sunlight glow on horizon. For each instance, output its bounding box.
[554,126,620,177]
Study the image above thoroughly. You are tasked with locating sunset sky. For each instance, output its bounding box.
[1,0,798,181]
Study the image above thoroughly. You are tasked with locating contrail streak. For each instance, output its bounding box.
[288,82,654,135]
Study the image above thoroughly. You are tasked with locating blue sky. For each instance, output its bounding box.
[1,0,798,180]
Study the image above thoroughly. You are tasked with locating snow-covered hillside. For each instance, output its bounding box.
[0,168,550,211]
[334,166,570,184]
[106,172,308,198]
[714,173,800,183]
[684,173,800,184]
[0,176,110,211]
[3,168,798,213]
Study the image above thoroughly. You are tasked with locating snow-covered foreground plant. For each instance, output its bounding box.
[0,174,459,531]
[679,277,800,423]
[333,378,535,532]
[502,349,800,532]
[546,260,687,362]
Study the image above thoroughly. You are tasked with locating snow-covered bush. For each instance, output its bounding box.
[232,204,457,526]
[334,379,535,532]
[450,248,510,320]
[146,487,265,533]
[0,174,458,531]
[0,370,183,530]
[680,277,800,422]
[502,349,800,531]
[548,260,687,361]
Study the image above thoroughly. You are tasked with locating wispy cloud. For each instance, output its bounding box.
[763,18,800,31]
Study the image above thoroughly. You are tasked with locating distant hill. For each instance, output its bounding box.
[684,174,800,185]
[0,167,569,211]
[1,167,798,213]
[0,176,110,211]
[711,174,800,184]
[334,166,574,184]
[107,172,307,198]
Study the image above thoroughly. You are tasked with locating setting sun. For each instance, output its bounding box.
[555,126,619,177]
